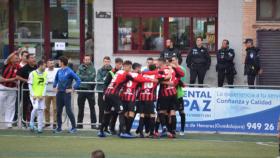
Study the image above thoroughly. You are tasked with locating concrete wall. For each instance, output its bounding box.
[94,0,165,72]
[218,0,246,85]
[94,0,114,69]
[94,0,245,86]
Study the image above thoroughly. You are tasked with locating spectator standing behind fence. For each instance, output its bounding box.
[16,54,37,127]
[13,49,28,124]
[96,56,112,128]
[244,39,262,87]
[45,59,59,129]
[19,50,28,68]
[53,56,81,134]
[28,61,47,133]
[0,52,20,128]
[76,55,97,129]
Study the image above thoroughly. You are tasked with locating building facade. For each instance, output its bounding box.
[243,0,280,85]
[94,0,280,86]
[0,0,279,86]
[94,0,244,86]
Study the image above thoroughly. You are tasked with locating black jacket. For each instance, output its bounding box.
[160,47,182,64]
[216,47,235,71]
[186,46,211,70]
[244,47,261,75]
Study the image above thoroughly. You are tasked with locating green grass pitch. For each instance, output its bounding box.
[0,130,278,158]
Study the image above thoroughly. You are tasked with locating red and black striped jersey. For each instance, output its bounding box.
[159,66,177,97]
[139,70,164,101]
[160,66,185,96]
[121,72,152,102]
[1,63,20,88]
[174,66,185,86]
[105,70,129,96]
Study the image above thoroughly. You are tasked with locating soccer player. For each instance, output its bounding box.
[141,57,154,72]
[28,60,47,133]
[158,58,184,138]
[103,58,123,135]
[171,56,186,136]
[98,60,132,137]
[138,62,168,138]
[121,63,157,137]
[153,58,164,136]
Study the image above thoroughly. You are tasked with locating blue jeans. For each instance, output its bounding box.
[56,92,76,129]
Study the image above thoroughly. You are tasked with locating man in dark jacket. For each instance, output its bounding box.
[77,55,96,129]
[96,56,112,128]
[244,38,262,87]
[160,39,182,64]
[186,36,211,86]
[216,39,236,87]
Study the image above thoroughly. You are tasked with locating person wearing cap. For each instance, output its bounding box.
[244,38,262,87]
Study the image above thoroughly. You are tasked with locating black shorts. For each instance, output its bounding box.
[156,100,160,112]
[138,101,155,114]
[104,94,122,112]
[122,101,136,112]
[135,101,141,114]
[158,95,177,111]
[175,97,184,111]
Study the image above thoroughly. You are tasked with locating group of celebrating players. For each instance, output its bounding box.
[98,56,186,139]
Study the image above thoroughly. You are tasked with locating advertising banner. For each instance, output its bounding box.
[183,88,280,134]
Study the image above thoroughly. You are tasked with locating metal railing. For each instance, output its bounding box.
[223,84,280,89]
[185,84,211,87]
[1,80,280,130]
[19,81,105,129]
[20,84,68,128]
[71,82,103,127]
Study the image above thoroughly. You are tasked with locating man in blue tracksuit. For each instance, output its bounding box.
[53,56,81,133]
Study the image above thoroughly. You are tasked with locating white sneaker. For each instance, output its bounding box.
[179,131,185,136]
[144,133,150,137]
